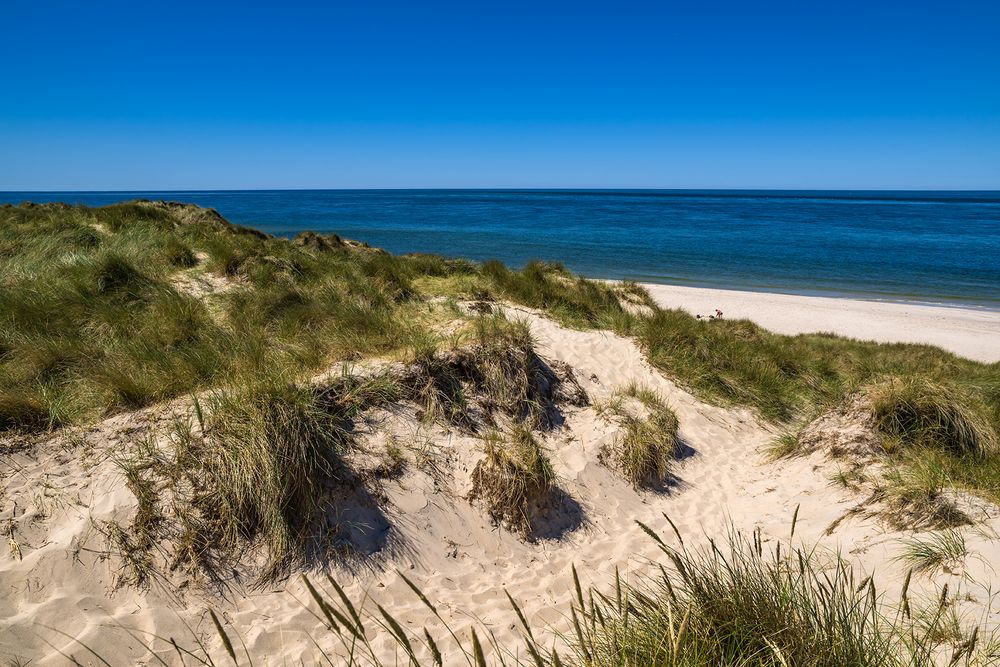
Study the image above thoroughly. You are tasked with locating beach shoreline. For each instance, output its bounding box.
[638,282,1000,363]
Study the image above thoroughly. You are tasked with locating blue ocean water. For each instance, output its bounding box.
[3,190,999,307]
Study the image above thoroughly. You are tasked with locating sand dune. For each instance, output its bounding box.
[4,303,998,664]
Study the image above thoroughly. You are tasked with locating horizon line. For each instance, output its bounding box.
[3,187,1000,194]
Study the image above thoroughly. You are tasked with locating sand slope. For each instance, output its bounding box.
[2,306,999,664]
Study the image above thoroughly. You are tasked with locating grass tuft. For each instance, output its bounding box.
[873,458,971,530]
[765,431,803,460]
[868,377,998,459]
[599,383,680,488]
[563,523,974,666]
[101,373,403,582]
[198,380,348,574]
[897,529,969,574]
[469,426,556,537]
[408,313,584,431]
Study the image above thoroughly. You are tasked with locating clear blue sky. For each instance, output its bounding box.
[2,0,998,190]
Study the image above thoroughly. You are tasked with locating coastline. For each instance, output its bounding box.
[5,190,999,310]
[639,282,1000,364]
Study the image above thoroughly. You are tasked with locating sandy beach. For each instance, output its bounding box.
[641,283,1000,363]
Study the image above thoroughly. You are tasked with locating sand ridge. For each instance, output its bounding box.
[2,306,999,664]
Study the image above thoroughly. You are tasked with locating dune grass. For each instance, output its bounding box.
[194,379,355,576]
[897,529,969,574]
[104,373,405,582]
[0,201,466,430]
[765,431,804,460]
[872,457,973,530]
[6,201,995,445]
[89,521,994,666]
[599,383,680,489]
[481,259,631,329]
[4,199,1000,561]
[868,377,998,459]
[501,268,999,509]
[560,523,982,667]
[469,426,557,537]
[408,312,583,432]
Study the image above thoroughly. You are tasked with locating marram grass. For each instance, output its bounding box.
[60,521,996,666]
[470,426,557,537]
[5,199,1000,594]
[599,382,680,489]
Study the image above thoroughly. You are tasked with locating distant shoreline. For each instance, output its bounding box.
[2,190,998,309]
[621,276,1000,313]
[637,282,1000,364]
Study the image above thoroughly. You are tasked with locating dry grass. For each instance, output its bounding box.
[408,313,586,431]
[469,426,557,537]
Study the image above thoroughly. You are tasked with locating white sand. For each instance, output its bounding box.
[2,304,999,664]
[640,283,1000,363]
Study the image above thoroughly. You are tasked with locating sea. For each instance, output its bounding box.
[3,190,998,308]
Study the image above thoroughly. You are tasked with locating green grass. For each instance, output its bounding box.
[8,201,995,446]
[599,383,680,488]
[481,259,630,329]
[5,199,1000,561]
[872,456,972,530]
[868,377,998,458]
[897,529,969,574]
[559,523,980,667]
[103,373,405,582]
[0,201,468,430]
[197,379,353,576]
[765,431,803,460]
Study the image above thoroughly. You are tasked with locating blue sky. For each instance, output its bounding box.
[2,0,998,190]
